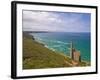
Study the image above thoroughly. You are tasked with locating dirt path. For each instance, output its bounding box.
[64,60,79,67]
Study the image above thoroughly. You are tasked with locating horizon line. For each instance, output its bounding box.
[23,31,90,33]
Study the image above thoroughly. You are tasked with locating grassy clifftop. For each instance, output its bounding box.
[23,32,89,69]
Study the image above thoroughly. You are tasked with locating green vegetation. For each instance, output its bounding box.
[23,32,90,69]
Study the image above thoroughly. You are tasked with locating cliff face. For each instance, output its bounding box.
[23,32,90,69]
[23,32,35,40]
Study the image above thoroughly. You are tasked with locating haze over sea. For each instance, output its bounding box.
[30,32,91,62]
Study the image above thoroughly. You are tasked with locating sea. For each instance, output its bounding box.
[30,32,91,62]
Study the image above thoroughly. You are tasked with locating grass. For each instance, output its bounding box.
[23,32,90,69]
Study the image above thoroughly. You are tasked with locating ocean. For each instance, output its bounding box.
[30,32,91,62]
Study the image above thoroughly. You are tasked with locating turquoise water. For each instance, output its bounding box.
[30,32,91,61]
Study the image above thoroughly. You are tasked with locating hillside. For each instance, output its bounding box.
[23,32,89,69]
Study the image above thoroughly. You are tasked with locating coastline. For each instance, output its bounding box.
[30,32,91,62]
[32,36,90,63]
[23,32,90,69]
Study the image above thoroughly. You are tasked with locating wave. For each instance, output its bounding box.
[35,37,70,45]
[31,35,70,53]
[56,41,70,45]
[45,45,56,51]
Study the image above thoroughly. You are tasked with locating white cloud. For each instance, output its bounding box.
[23,10,90,32]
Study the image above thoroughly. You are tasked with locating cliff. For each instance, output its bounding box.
[23,32,90,69]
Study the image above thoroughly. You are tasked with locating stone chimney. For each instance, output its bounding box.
[70,41,73,59]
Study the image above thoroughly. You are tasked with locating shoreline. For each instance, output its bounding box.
[30,32,90,64]
[31,34,90,63]
[23,32,90,69]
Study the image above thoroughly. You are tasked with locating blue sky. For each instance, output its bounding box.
[23,10,91,32]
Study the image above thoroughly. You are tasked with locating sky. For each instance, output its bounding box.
[23,10,91,32]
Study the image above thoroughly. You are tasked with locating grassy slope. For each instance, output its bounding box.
[23,33,89,69]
